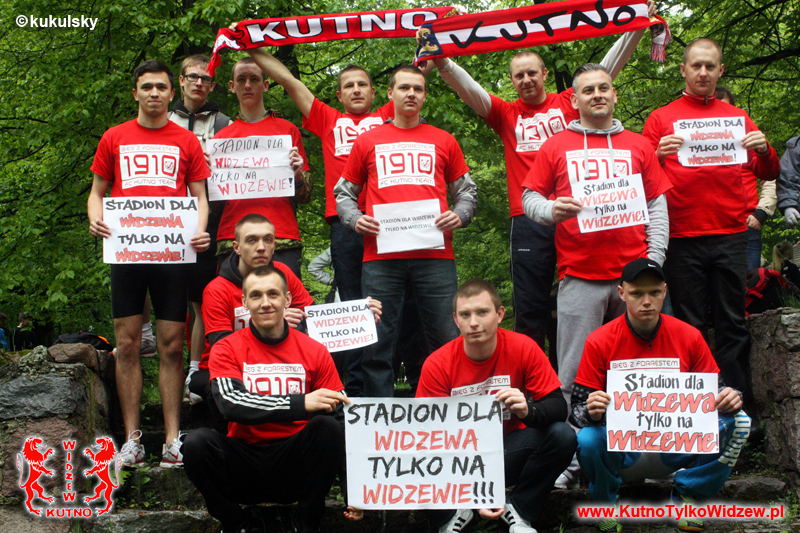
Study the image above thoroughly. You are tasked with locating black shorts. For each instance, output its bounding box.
[187,258,219,303]
[110,264,188,322]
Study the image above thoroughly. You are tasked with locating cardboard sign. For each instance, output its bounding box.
[207,135,295,200]
[305,299,378,352]
[674,117,747,167]
[346,397,505,510]
[103,197,198,264]
[571,173,649,233]
[606,370,719,454]
[373,199,444,254]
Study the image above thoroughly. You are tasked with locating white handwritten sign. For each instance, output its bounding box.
[571,173,649,233]
[305,299,378,353]
[103,197,198,264]
[606,370,719,454]
[674,117,747,167]
[346,396,505,510]
[373,199,444,254]
[208,135,294,200]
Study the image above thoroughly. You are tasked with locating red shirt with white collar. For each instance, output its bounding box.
[642,93,779,238]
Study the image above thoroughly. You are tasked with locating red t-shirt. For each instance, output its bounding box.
[91,119,209,197]
[302,98,393,220]
[341,122,470,262]
[215,118,310,241]
[574,314,720,392]
[416,328,561,435]
[485,92,577,217]
[642,95,779,238]
[200,261,315,369]
[210,327,343,444]
[523,129,672,280]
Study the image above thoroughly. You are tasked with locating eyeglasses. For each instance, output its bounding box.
[184,73,214,86]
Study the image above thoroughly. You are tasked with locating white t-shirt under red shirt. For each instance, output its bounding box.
[91,119,209,197]
[341,122,470,262]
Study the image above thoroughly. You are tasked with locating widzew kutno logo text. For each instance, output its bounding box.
[17,436,121,517]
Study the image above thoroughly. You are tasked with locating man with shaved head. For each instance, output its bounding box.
[642,37,779,398]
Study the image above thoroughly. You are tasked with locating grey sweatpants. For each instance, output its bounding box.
[556,275,627,409]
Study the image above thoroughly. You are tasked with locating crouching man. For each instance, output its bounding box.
[571,258,751,533]
[417,279,576,533]
[182,265,348,533]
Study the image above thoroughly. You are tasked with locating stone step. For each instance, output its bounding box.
[105,471,791,531]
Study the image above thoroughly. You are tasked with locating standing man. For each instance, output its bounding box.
[777,134,800,229]
[192,213,315,430]
[424,3,656,352]
[87,60,211,467]
[182,266,347,533]
[571,258,750,533]
[418,279,575,533]
[642,38,779,395]
[244,49,409,397]
[522,63,671,487]
[214,57,310,281]
[335,65,478,397]
[169,54,232,404]
[244,48,390,305]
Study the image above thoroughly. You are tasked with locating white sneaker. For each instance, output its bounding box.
[554,471,579,490]
[438,508,473,533]
[501,503,538,533]
[119,430,145,468]
[159,434,184,468]
[140,332,156,358]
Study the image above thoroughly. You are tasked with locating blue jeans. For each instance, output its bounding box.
[330,220,366,396]
[510,215,557,351]
[746,226,763,270]
[432,422,576,527]
[361,259,459,397]
[577,411,751,503]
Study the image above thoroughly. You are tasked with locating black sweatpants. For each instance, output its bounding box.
[182,416,344,531]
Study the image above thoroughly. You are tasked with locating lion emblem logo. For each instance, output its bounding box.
[83,437,120,516]
[17,437,55,516]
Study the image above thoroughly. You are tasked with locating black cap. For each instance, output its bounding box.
[620,257,665,284]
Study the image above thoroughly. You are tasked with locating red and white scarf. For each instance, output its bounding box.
[209,6,458,76]
[415,0,670,64]
[209,0,670,76]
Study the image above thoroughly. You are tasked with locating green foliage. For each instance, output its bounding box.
[1,0,799,342]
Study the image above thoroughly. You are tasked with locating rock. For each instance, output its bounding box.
[115,466,205,511]
[0,505,71,533]
[0,372,87,419]
[49,344,100,373]
[1,418,87,500]
[723,476,788,501]
[763,400,800,474]
[15,346,54,375]
[78,509,216,533]
[749,310,800,405]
